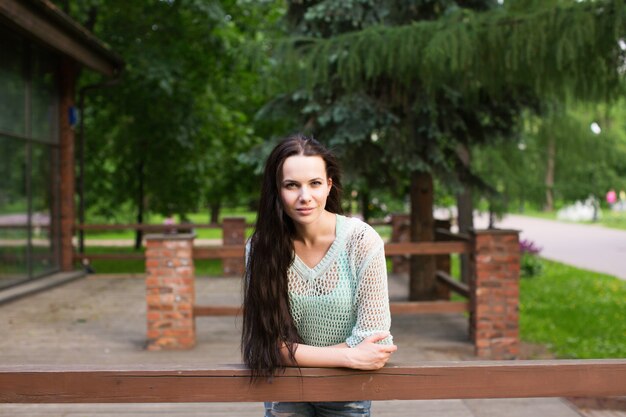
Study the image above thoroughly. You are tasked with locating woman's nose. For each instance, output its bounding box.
[299,186,311,201]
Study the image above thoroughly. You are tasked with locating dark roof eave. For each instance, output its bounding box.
[0,0,124,76]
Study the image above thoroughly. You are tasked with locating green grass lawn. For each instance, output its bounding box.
[80,246,224,276]
[520,259,626,358]
[83,208,257,240]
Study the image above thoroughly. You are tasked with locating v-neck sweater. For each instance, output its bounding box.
[288,214,393,348]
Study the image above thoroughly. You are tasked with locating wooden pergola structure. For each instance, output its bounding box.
[0,0,123,274]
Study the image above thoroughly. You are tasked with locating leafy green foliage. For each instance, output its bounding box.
[56,0,284,223]
[472,101,626,212]
[279,0,626,102]
[521,253,544,278]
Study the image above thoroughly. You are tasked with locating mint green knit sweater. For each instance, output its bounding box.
[288,214,393,348]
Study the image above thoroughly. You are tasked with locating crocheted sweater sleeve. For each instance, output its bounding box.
[345,224,393,348]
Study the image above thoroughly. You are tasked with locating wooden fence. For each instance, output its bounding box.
[1,360,625,403]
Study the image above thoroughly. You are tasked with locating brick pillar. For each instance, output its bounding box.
[390,214,410,274]
[470,229,521,359]
[145,233,196,350]
[58,58,78,271]
[222,217,245,276]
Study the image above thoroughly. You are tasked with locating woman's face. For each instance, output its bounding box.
[280,155,333,228]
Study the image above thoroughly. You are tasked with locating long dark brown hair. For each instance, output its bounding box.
[241,133,343,380]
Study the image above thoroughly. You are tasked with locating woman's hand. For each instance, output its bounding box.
[345,332,397,370]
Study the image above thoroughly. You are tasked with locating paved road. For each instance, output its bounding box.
[475,213,626,281]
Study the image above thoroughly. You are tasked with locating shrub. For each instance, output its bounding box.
[520,239,544,278]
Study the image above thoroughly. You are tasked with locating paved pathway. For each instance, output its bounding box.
[0,274,582,417]
[474,213,626,281]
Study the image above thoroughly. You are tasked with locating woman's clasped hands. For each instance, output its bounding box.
[345,332,397,370]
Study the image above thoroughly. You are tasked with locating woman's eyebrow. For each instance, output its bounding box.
[282,177,323,183]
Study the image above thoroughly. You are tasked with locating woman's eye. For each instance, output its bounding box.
[311,181,322,186]
[285,183,297,189]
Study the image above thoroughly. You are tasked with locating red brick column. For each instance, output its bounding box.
[222,217,245,276]
[145,233,196,350]
[58,58,78,271]
[390,214,410,274]
[470,229,521,359]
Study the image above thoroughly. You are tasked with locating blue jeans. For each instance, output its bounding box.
[264,401,371,416]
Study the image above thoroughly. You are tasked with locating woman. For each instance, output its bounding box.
[242,134,397,417]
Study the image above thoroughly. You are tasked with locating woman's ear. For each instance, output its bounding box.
[327,177,333,194]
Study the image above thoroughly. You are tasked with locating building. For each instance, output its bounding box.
[0,0,123,291]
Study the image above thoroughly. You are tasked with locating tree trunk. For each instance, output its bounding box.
[544,135,556,212]
[134,159,145,250]
[456,144,473,284]
[409,171,437,301]
[209,200,221,224]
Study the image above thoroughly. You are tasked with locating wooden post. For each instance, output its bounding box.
[435,219,452,300]
[470,229,521,359]
[145,233,196,350]
[222,217,245,276]
[58,57,78,271]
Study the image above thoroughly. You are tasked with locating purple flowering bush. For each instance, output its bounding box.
[519,239,544,278]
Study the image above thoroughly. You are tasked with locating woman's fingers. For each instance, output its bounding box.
[346,333,398,370]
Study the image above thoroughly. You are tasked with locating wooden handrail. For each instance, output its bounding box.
[193,301,469,317]
[385,241,471,255]
[73,253,145,261]
[1,360,625,403]
[436,271,470,298]
[74,241,472,262]
[74,223,221,231]
[435,228,471,242]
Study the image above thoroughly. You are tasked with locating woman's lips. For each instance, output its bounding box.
[296,207,314,215]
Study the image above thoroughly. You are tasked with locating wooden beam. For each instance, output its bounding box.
[193,301,469,317]
[390,301,469,314]
[1,360,625,403]
[194,246,244,259]
[75,223,222,231]
[435,229,471,242]
[436,271,470,298]
[73,253,145,261]
[0,0,120,76]
[384,241,471,255]
[194,305,241,317]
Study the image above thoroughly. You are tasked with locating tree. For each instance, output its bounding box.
[265,0,548,299]
[57,0,283,246]
[472,102,626,213]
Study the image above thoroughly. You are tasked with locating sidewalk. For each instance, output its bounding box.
[0,274,582,417]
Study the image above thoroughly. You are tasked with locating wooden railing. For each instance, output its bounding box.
[1,360,625,403]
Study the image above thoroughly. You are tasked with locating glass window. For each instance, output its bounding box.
[31,143,59,276]
[0,27,26,137]
[0,136,29,286]
[31,45,59,143]
[0,26,61,289]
